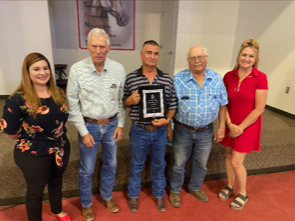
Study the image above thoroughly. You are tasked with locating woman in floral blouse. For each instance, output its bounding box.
[0,53,71,221]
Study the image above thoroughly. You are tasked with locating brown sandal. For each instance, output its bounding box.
[231,193,248,210]
[218,186,235,201]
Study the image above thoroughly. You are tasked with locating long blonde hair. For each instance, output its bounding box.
[233,39,260,70]
[15,52,65,108]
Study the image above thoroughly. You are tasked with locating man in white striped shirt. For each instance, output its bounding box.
[67,28,125,221]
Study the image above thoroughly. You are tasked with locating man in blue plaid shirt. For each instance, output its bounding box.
[169,45,228,208]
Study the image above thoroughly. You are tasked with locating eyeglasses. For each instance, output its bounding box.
[187,56,207,62]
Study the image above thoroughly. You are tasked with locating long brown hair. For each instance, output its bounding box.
[233,39,260,70]
[15,52,65,108]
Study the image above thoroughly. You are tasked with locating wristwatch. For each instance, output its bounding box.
[166,117,172,122]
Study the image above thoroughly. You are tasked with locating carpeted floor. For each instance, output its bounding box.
[1,98,295,206]
[1,170,295,221]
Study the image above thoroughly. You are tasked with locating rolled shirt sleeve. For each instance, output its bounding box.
[167,80,177,110]
[115,66,126,128]
[219,75,228,106]
[67,65,89,137]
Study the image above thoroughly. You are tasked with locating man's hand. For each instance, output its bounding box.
[214,128,225,143]
[113,127,124,142]
[167,127,173,141]
[82,133,95,147]
[152,118,170,127]
[228,124,243,138]
[126,90,141,106]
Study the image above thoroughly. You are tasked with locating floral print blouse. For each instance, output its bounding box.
[0,90,69,167]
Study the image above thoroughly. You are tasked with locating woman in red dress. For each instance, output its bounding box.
[218,39,268,210]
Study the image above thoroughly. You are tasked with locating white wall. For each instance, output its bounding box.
[0,1,53,95]
[49,0,162,75]
[174,1,240,75]
[1,0,294,115]
[235,1,295,115]
[174,1,295,114]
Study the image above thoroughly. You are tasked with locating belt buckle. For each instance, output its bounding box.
[193,124,210,132]
[194,127,201,132]
[145,125,157,131]
[97,119,109,126]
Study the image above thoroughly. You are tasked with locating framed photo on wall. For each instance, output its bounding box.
[76,0,135,50]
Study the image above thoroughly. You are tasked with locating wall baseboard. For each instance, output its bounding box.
[0,95,9,99]
[1,165,294,206]
[265,105,295,120]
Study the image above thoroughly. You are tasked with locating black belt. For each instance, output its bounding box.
[174,119,213,132]
[134,124,158,132]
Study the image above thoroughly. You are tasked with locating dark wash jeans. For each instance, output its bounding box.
[14,137,70,221]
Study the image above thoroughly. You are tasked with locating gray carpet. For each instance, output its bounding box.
[1,98,295,206]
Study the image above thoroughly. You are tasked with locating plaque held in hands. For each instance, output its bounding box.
[138,85,166,122]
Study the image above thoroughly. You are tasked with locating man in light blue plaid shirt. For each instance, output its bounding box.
[169,45,228,208]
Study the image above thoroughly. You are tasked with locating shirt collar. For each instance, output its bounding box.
[87,57,109,74]
[186,68,213,82]
[233,67,259,77]
[136,66,164,77]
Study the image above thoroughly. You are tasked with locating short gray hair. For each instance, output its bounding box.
[201,46,209,56]
[187,45,209,58]
[87,28,110,46]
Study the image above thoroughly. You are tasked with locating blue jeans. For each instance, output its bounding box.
[128,124,167,199]
[170,123,213,193]
[78,118,118,208]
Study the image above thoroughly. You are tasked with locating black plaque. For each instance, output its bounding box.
[138,85,166,122]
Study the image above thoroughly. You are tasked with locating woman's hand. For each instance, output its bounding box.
[228,124,243,138]
[5,133,19,140]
